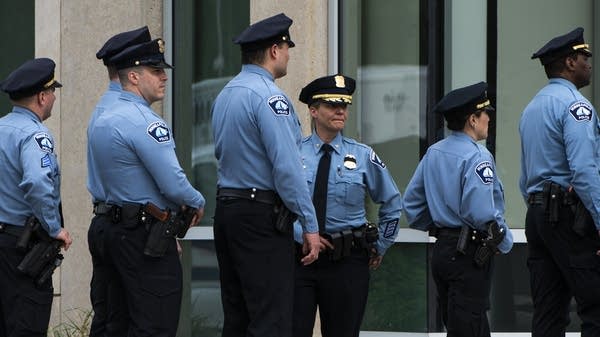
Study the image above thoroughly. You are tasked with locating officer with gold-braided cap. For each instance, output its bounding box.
[293,74,402,337]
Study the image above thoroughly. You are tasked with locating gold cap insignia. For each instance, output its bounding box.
[311,93,353,104]
[43,77,56,89]
[158,39,165,53]
[572,43,591,53]
[335,75,345,88]
[476,99,491,109]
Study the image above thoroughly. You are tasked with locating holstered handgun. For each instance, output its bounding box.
[323,232,344,261]
[353,222,379,257]
[565,186,595,237]
[542,181,561,225]
[143,203,197,257]
[273,202,297,233]
[473,221,505,268]
[16,217,38,252]
[16,217,64,287]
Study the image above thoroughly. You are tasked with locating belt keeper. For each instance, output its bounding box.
[112,207,121,223]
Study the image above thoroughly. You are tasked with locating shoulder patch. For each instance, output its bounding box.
[34,132,54,153]
[475,161,494,184]
[369,149,386,169]
[267,95,290,116]
[147,121,171,143]
[569,101,593,122]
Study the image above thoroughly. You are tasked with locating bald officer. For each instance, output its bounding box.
[520,27,600,336]
[404,82,513,337]
[211,12,321,337]
[88,39,205,337]
[292,74,402,337]
[0,58,72,337]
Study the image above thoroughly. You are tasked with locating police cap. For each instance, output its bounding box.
[109,38,173,70]
[531,27,592,65]
[299,74,356,106]
[233,13,295,52]
[433,82,493,120]
[0,58,62,100]
[96,26,152,66]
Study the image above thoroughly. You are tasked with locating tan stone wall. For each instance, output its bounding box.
[252,1,329,135]
[35,0,164,327]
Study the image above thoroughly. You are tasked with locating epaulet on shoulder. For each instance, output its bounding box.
[476,142,493,156]
[342,136,365,148]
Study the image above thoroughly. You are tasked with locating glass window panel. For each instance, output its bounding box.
[496,0,593,229]
[184,0,249,227]
[489,244,581,332]
[362,243,428,332]
[340,1,429,333]
[174,1,249,336]
[190,240,223,336]
[340,0,426,229]
[0,1,34,116]
[177,0,249,237]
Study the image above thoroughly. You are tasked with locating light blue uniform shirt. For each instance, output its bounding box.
[89,91,205,210]
[87,81,122,202]
[403,132,513,253]
[293,133,402,255]
[0,107,62,237]
[211,64,318,233]
[519,78,600,229]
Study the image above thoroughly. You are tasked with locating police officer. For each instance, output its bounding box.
[211,13,321,337]
[520,27,600,336]
[87,26,151,337]
[0,58,72,337]
[292,74,402,337]
[88,26,151,202]
[403,82,513,337]
[88,39,205,337]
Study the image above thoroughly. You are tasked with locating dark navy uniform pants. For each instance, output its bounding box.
[88,215,127,337]
[526,204,600,337]
[88,213,182,337]
[293,247,370,337]
[432,232,492,337]
[214,198,294,337]
[0,234,53,337]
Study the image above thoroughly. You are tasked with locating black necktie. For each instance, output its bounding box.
[313,143,333,234]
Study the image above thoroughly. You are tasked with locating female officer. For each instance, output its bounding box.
[292,74,402,337]
[403,82,513,337]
